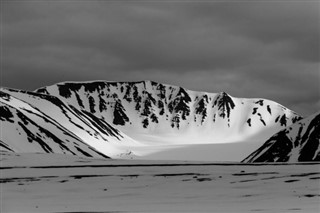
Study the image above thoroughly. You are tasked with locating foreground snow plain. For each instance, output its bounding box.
[1,152,319,213]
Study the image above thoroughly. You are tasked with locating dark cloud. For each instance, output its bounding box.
[1,0,319,116]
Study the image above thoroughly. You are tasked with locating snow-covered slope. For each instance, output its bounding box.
[37,80,302,145]
[1,80,303,161]
[0,88,138,158]
[242,111,320,162]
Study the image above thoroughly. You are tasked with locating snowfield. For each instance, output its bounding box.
[39,80,301,148]
[1,81,319,212]
[1,80,303,162]
[1,152,319,213]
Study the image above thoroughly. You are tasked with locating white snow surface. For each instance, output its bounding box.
[34,80,301,161]
[1,152,320,213]
[1,80,303,161]
[0,88,139,158]
[40,81,300,143]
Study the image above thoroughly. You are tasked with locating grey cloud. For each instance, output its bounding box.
[2,1,319,116]
[183,2,320,62]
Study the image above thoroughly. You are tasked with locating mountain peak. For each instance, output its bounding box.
[219,91,230,96]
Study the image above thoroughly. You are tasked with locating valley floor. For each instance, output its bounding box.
[1,152,319,213]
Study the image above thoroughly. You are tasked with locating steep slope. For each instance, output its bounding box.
[242,111,320,162]
[0,88,138,158]
[37,80,302,145]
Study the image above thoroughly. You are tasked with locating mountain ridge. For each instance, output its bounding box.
[242,111,320,162]
[36,80,302,145]
[0,87,138,158]
[1,80,307,161]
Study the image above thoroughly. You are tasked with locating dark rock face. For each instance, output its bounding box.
[113,101,129,126]
[279,114,287,126]
[247,118,251,127]
[252,108,258,115]
[243,112,320,162]
[255,100,264,106]
[195,95,208,124]
[88,96,96,113]
[257,113,266,126]
[0,91,11,100]
[298,114,320,161]
[243,131,293,162]
[267,105,272,114]
[75,93,85,108]
[142,118,149,128]
[212,92,235,127]
[168,88,192,128]
[35,87,49,95]
[0,105,14,123]
[214,92,235,119]
[17,113,55,153]
[0,140,14,152]
[58,85,73,98]
[79,109,122,140]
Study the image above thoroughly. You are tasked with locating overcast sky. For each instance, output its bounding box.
[1,0,319,116]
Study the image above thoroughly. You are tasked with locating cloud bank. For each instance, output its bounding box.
[2,1,319,116]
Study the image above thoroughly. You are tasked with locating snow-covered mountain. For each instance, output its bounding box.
[0,88,138,158]
[1,80,304,161]
[37,80,302,145]
[242,111,320,162]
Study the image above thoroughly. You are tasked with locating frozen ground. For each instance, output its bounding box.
[1,152,319,213]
